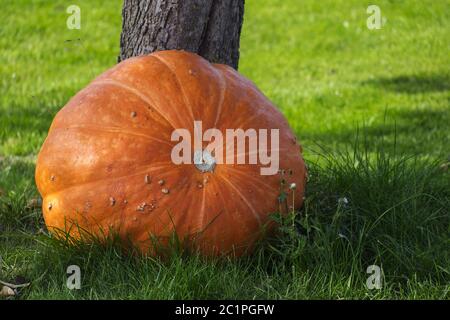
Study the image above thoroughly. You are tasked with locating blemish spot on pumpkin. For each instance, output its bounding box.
[158,179,165,186]
[130,111,137,118]
[145,175,151,184]
[109,197,116,206]
[188,69,197,76]
[48,203,53,210]
[197,183,203,189]
[50,175,55,181]
[161,188,169,194]
[123,199,128,205]
[136,203,147,211]
[133,217,137,222]
[83,201,92,213]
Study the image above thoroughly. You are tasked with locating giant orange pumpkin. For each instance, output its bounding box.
[35,50,307,256]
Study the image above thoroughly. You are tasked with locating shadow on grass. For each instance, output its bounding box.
[1,132,449,299]
[0,87,67,136]
[0,86,74,155]
[16,138,449,299]
[301,108,450,158]
[0,157,42,232]
[362,73,450,94]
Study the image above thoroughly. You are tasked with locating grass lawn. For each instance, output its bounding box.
[0,0,449,299]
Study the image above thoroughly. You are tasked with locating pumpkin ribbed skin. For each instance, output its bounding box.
[35,50,307,256]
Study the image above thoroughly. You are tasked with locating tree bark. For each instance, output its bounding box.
[118,0,245,70]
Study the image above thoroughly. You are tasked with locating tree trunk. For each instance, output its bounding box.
[118,0,245,70]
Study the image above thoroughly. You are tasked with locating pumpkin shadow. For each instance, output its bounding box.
[362,73,450,94]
